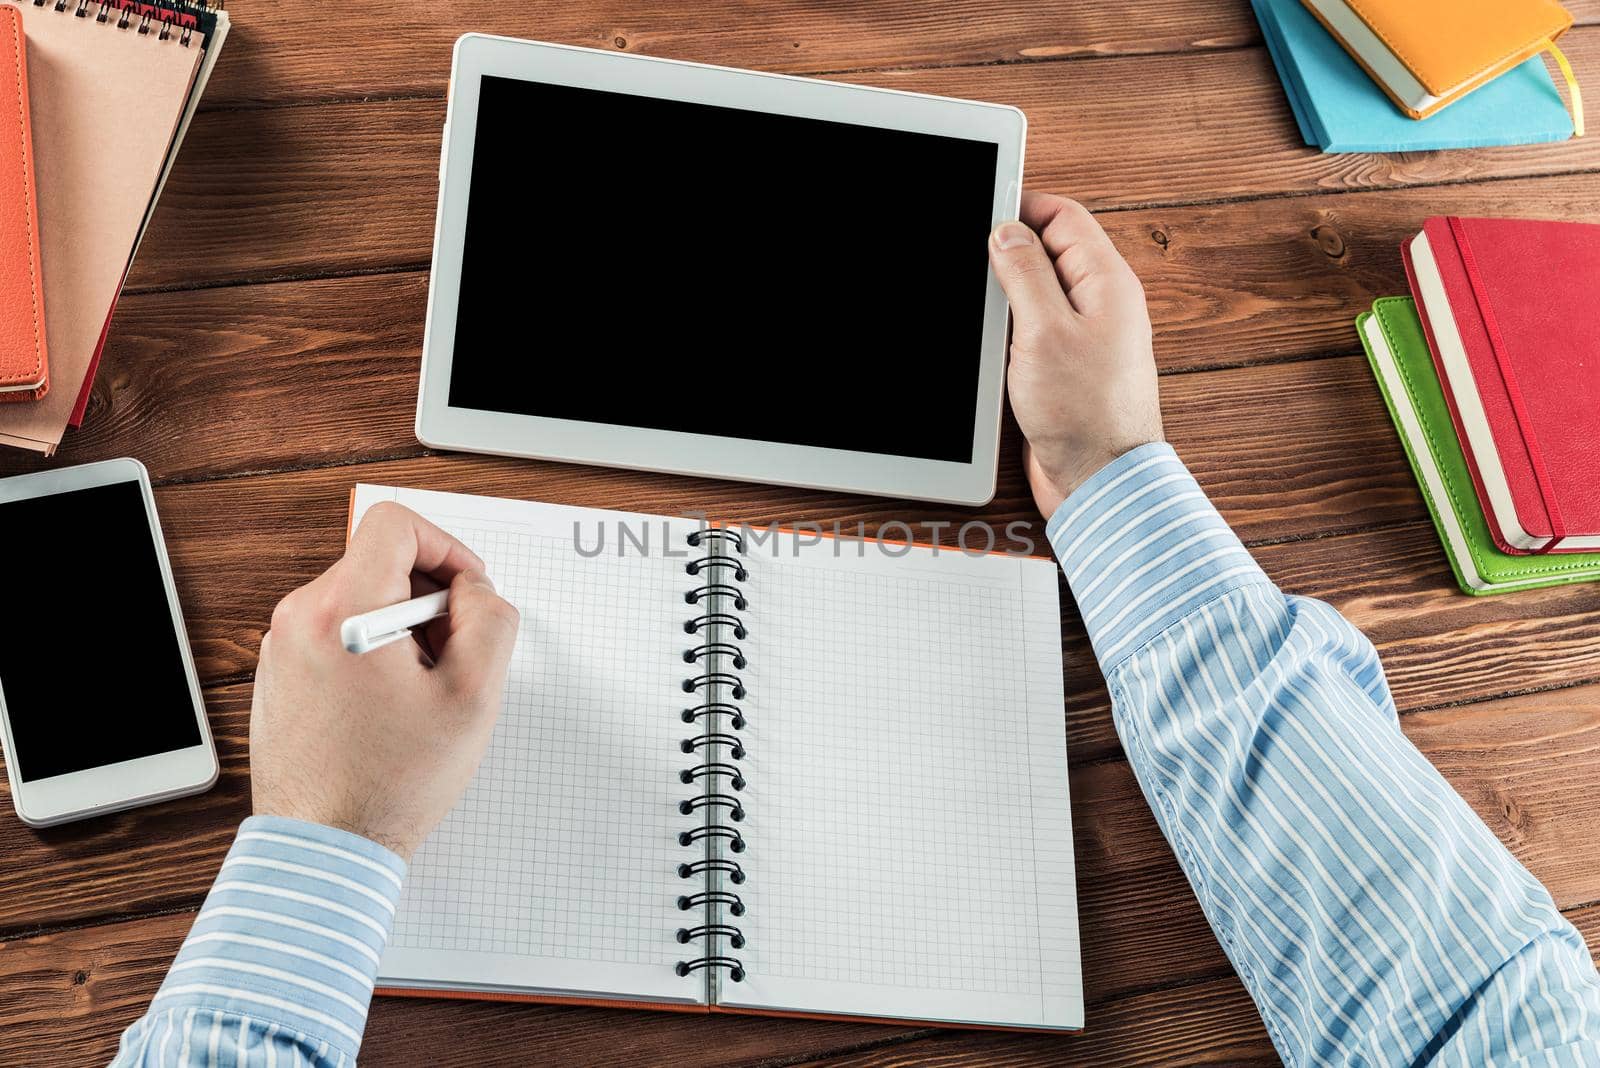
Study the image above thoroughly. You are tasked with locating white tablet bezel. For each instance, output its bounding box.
[0,459,217,827]
[417,34,1026,506]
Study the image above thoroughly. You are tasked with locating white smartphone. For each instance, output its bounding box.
[0,458,218,827]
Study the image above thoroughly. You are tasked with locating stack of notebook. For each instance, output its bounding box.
[1358,217,1600,595]
[0,0,229,454]
[1253,0,1579,153]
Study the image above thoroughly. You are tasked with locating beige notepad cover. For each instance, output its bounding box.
[0,0,199,454]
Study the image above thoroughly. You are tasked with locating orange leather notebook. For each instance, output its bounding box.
[347,484,1084,1033]
[1300,0,1580,122]
[0,5,48,402]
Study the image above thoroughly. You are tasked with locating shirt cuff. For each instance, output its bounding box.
[151,815,406,1061]
[1046,442,1271,672]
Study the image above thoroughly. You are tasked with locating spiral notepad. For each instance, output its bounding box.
[0,0,229,454]
[350,484,1083,1032]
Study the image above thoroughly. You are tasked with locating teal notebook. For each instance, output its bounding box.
[1358,298,1600,595]
[1252,0,1574,153]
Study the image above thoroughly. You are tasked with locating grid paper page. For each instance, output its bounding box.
[720,536,1081,1029]
[356,485,699,1005]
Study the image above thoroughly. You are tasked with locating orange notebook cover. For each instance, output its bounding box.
[346,484,1083,1033]
[0,5,47,402]
[1301,0,1578,121]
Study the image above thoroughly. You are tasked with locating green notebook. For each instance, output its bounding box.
[1358,297,1600,595]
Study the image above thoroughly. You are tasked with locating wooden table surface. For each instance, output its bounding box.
[4,2,1600,1064]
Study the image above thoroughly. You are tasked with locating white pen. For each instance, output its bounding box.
[340,590,451,654]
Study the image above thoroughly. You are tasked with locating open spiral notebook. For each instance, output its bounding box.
[350,484,1082,1032]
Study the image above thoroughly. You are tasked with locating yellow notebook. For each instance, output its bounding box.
[1300,0,1581,127]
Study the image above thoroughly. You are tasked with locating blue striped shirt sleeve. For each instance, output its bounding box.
[110,815,405,1067]
[1050,442,1600,1067]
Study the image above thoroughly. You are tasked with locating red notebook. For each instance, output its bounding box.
[1402,216,1600,554]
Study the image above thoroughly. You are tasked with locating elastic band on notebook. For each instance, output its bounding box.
[1545,39,1584,138]
[1447,216,1568,550]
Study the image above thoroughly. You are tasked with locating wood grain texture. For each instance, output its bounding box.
[205,0,1267,110]
[4,893,1589,1068]
[803,904,1600,1068]
[1109,174,1600,370]
[111,172,1600,377]
[3,658,1596,1026]
[801,978,1280,1067]
[201,0,1600,110]
[51,274,429,478]
[108,452,1597,723]
[0,686,251,935]
[1574,902,1600,951]
[37,174,1600,490]
[0,910,920,1068]
[1,430,1578,769]
[126,31,1600,293]
[0,267,1421,545]
[6,2,1600,1063]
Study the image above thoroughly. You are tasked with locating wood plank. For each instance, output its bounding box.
[1108,173,1600,370]
[10,5,1600,1064]
[0,910,917,1068]
[8,904,1597,1068]
[1261,526,1600,714]
[802,882,1600,1068]
[0,905,1270,1067]
[207,0,1267,110]
[4,667,1597,1012]
[127,32,1600,292]
[1069,519,1600,762]
[205,0,1600,110]
[0,270,1422,545]
[36,172,1600,489]
[1573,901,1600,952]
[803,978,1278,1066]
[53,274,429,477]
[90,172,1600,463]
[116,172,1600,380]
[118,453,1595,712]
[1074,684,1600,1005]
[0,686,252,935]
[5,425,1595,764]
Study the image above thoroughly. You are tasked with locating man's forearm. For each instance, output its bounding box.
[110,817,404,1068]
[1052,443,1600,1066]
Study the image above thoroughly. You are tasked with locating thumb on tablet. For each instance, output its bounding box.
[989,221,1073,339]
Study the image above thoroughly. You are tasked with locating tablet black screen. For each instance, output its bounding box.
[446,75,1001,464]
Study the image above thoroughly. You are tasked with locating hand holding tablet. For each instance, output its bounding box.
[417,35,1026,505]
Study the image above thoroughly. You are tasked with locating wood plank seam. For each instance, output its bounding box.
[121,259,434,299]
[1081,160,1600,217]
[697,42,1265,84]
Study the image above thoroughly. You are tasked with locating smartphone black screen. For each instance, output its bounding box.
[0,480,201,782]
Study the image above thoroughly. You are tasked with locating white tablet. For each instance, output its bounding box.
[417,35,1026,505]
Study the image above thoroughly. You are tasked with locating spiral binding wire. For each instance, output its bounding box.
[676,526,748,985]
[33,0,214,46]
